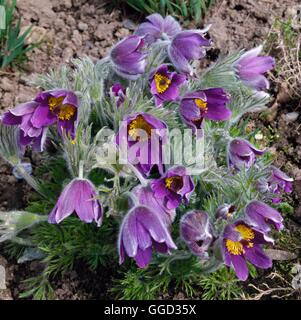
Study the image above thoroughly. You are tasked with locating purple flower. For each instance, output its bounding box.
[168,30,211,75]
[132,185,176,226]
[118,205,177,268]
[216,204,237,220]
[135,13,181,44]
[222,221,273,281]
[110,35,147,80]
[48,178,103,226]
[228,138,266,170]
[245,200,284,233]
[180,211,213,259]
[149,64,186,107]
[179,88,231,132]
[150,166,194,210]
[116,112,167,177]
[235,46,275,90]
[111,83,126,107]
[1,90,78,152]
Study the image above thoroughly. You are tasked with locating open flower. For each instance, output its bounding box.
[132,185,176,226]
[110,35,147,80]
[228,138,266,170]
[179,88,231,132]
[118,205,177,268]
[180,211,213,259]
[235,46,275,90]
[116,112,167,177]
[111,83,126,107]
[149,64,186,107]
[48,178,103,226]
[151,166,194,210]
[222,221,273,281]
[135,13,181,44]
[1,90,78,152]
[168,30,211,75]
[245,200,284,233]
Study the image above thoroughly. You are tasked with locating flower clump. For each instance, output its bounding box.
[0,13,293,283]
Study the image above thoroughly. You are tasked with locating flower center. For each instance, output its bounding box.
[128,115,152,141]
[48,96,76,121]
[226,224,254,255]
[194,98,208,112]
[154,73,171,94]
[165,175,183,191]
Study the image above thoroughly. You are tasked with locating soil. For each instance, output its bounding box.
[0,0,301,300]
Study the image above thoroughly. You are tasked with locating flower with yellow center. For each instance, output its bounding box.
[194,98,208,112]
[48,96,76,121]
[154,73,171,94]
[128,115,152,141]
[225,224,255,255]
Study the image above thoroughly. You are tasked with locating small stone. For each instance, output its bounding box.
[62,47,74,62]
[0,78,15,92]
[285,112,299,122]
[78,22,88,32]
[115,28,130,38]
[255,132,264,140]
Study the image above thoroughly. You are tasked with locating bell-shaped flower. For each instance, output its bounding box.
[150,166,194,210]
[135,13,181,44]
[180,210,213,259]
[245,200,284,233]
[179,88,231,132]
[111,83,126,107]
[228,138,266,170]
[48,178,103,226]
[222,221,273,281]
[216,204,237,220]
[235,46,275,91]
[149,64,186,107]
[168,30,211,75]
[110,35,147,80]
[118,205,177,268]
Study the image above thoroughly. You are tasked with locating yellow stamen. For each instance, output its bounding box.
[226,239,245,255]
[58,104,76,121]
[194,98,208,112]
[128,115,152,141]
[48,96,65,111]
[154,73,171,94]
[164,175,183,191]
[235,224,254,241]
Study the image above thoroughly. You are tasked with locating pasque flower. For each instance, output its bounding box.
[48,178,103,226]
[149,64,186,107]
[110,35,147,80]
[180,211,213,259]
[151,166,194,210]
[222,221,273,281]
[132,185,176,226]
[1,90,78,151]
[116,112,167,177]
[179,88,231,132]
[228,138,266,170]
[235,46,275,90]
[118,205,177,268]
[245,200,284,233]
[168,30,211,75]
[111,83,126,107]
[216,204,237,220]
[135,13,181,44]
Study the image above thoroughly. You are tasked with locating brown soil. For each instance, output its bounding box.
[0,0,301,300]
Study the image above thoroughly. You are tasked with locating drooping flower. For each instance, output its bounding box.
[235,46,275,90]
[116,112,167,177]
[110,35,147,80]
[245,200,284,233]
[151,166,194,210]
[118,205,177,268]
[1,90,78,151]
[132,185,176,226]
[111,83,126,107]
[179,88,231,132]
[48,178,103,226]
[168,30,211,75]
[135,13,181,44]
[228,138,266,170]
[222,221,273,281]
[180,211,213,259]
[149,64,186,107]
[216,204,237,220]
